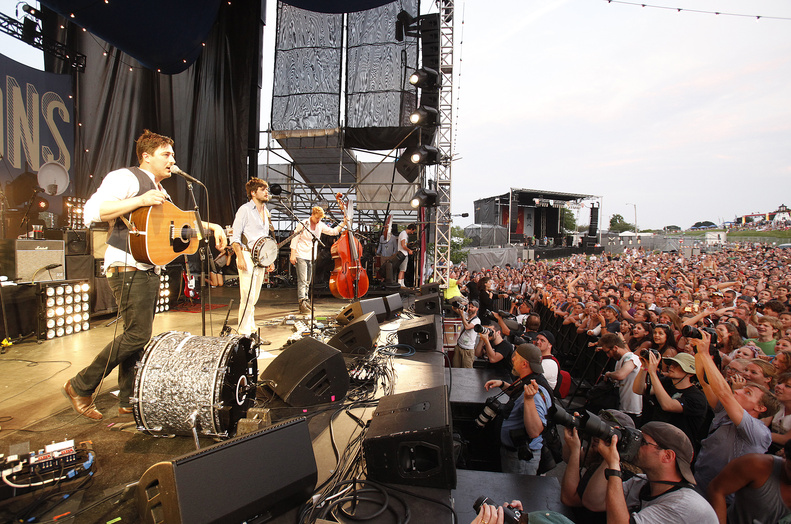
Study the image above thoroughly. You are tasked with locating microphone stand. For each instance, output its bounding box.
[183,179,214,336]
[274,198,324,337]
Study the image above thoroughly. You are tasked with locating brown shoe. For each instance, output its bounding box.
[299,299,311,315]
[118,406,134,416]
[62,381,103,420]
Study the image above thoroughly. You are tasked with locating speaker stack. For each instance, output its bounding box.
[397,314,442,351]
[363,385,456,489]
[136,418,317,524]
[259,338,350,407]
[327,311,380,355]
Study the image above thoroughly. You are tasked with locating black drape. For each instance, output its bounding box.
[42,1,264,228]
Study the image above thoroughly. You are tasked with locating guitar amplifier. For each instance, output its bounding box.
[0,240,66,282]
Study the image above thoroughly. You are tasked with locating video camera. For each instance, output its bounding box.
[549,406,643,463]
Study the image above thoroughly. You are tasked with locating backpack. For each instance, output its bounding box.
[545,355,571,398]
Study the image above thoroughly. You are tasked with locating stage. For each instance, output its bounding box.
[0,287,572,523]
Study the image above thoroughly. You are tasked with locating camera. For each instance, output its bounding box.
[452,303,468,312]
[639,348,660,360]
[475,395,508,428]
[681,325,718,353]
[549,406,643,463]
[472,496,522,524]
[474,324,494,337]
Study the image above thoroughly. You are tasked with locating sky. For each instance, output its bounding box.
[2,0,790,231]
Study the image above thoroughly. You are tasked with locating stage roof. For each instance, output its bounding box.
[499,188,599,202]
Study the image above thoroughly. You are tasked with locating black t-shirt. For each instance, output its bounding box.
[488,339,514,377]
[649,377,708,448]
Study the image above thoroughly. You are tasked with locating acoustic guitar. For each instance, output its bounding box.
[127,201,202,266]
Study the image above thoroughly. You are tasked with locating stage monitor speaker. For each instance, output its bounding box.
[259,338,350,407]
[384,293,403,319]
[136,418,317,524]
[336,297,388,325]
[43,229,90,255]
[415,293,441,315]
[0,239,65,282]
[397,314,441,351]
[419,282,440,296]
[364,385,455,489]
[327,311,380,355]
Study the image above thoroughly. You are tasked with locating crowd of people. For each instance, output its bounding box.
[453,244,791,523]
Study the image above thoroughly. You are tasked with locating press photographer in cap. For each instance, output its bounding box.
[451,299,481,368]
[594,421,718,523]
[483,343,553,475]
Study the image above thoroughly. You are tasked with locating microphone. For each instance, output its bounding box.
[34,187,46,193]
[44,263,62,270]
[170,165,201,184]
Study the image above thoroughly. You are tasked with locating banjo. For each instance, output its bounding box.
[249,229,301,268]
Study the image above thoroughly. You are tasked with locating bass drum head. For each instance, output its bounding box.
[132,331,258,439]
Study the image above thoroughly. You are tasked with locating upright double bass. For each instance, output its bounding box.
[329,193,369,299]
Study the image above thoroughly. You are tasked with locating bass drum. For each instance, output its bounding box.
[250,236,278,267]
[132,331,258,439]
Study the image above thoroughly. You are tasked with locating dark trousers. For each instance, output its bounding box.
[71,270,159,408]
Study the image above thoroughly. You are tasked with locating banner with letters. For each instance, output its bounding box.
[0,52,74,199]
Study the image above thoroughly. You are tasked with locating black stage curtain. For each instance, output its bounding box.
[41,1,264,228]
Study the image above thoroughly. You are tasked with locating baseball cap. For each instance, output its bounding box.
[515,343,544,374]
[537,330,555,346]
[662,353,696,374]
[598,409,636,429]
[640,421,696,484]
[469,299,479,308]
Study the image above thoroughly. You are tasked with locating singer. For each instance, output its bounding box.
[62,130,228,421]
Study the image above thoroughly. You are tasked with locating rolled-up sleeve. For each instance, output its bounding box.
[83,169,139,225]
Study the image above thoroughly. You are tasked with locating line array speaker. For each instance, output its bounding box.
[136,418,317,524]
[327,311,380,355]
[397,314,442,351]
[364,385,456,489]
[0,239,65,282]
[259,338,350,407]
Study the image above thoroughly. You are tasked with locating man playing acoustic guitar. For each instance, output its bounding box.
[63,130,227,420]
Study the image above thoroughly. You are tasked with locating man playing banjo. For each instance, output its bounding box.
[231,177,275,339]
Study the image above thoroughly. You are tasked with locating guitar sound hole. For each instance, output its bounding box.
[172,224,191,253]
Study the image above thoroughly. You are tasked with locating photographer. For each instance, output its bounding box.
[600,334,642,423]
[692,330,779,495]
[483,344,552,475]
[595,422,718,523]
[475,322,514,378]
[632,351,708,449]
[452,299,481,368]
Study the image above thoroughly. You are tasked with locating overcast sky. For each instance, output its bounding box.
[3,0,790,231]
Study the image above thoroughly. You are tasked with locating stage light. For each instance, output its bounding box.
[35,197,49,211]
[409,106,438,126]
[38,280,91,340]
[395,10,416,41]
[410,188,438,208]
[409,145,440,165]
[156,273,171,313]
[409,67,439,89]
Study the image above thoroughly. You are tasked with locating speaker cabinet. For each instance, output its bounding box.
[398,314,442,351]
[0,239,65,282]
[415,293,441,315]
[327,311,380,354]
[65,255,94,281]
[336,297,388,325]
[43,229,90,255]
[136,418,317,524]
[419,283,440,296]
[364,385,456,489]
[384,293,403,319]
[260,338,350,407]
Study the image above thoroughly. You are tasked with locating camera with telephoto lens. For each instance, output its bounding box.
[549,406,643,464]
[474,324,494,337]
[472,496,522,524]
[475,395,509,428]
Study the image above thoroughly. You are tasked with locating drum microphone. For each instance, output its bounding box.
[170,165,201,184]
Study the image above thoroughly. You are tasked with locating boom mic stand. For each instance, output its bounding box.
[274,198,324,337]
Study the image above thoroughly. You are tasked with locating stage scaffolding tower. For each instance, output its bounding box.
[431,0,455,288]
